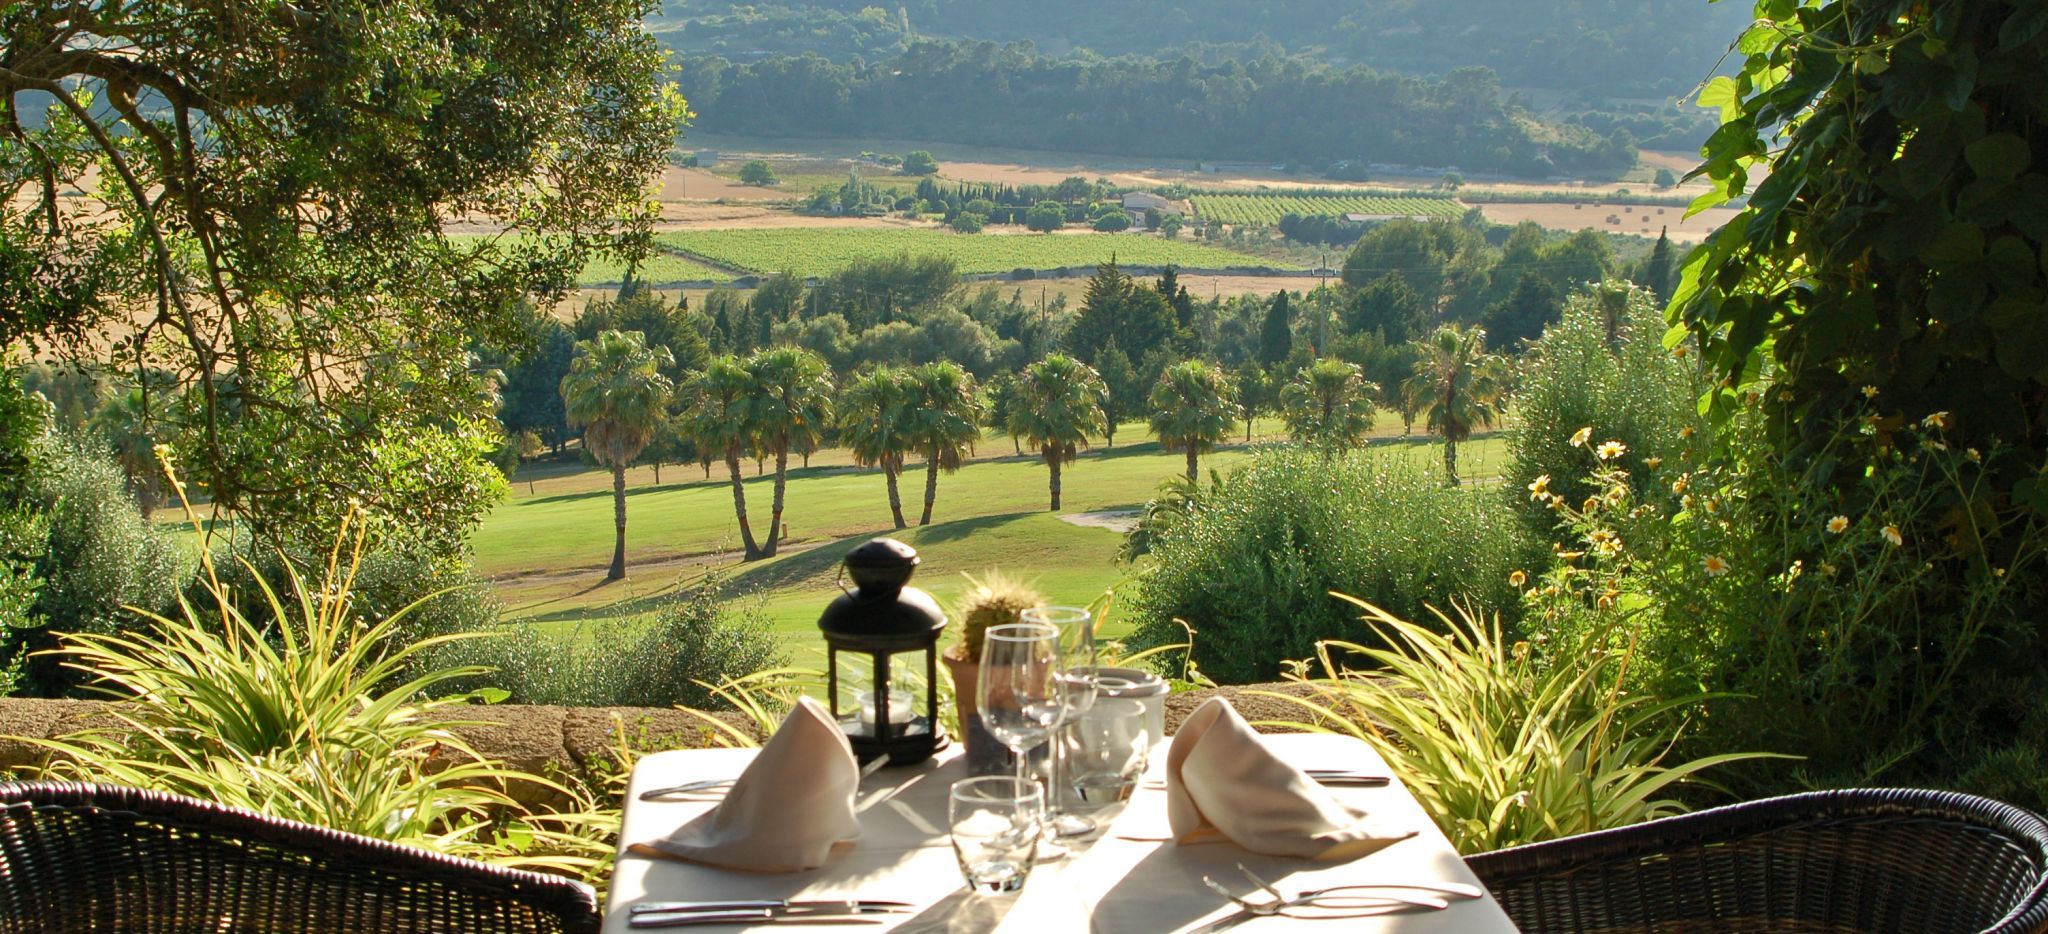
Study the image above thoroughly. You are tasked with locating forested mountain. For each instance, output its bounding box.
[677,41,1637,176]
[651,0,1751,98]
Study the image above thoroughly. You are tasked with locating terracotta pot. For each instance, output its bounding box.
[941,650,1011,776]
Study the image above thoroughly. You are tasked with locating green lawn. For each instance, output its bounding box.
[472,429,1508,659]
[652,228,1300,278]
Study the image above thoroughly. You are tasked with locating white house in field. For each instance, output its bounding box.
[1121,191,1190,216]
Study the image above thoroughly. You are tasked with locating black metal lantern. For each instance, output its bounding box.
[818,538,949,766]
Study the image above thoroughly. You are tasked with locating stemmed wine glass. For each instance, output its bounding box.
[978,622,1064,794]
[1021,605,1100,837]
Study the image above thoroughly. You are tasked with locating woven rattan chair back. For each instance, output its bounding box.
[0,782,601,933]
[1467,788,2048,934]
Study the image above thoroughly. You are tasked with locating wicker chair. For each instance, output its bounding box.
[0,782,602,933]
[1466,788,2048,934]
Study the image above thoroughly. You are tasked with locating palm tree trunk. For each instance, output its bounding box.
[920,443,940,525]
[1104,420,1115,448]
[608,463,628,581]
[1186,448,1199,484]
[1047,449,1063,511]
[1444,439,1460,486]
[1245,415,1253,442]
[726,449,762,560]
[884,460,907,529]
[764,444,789,556]
[652,462,661,485]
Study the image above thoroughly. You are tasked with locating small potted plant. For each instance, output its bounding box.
[944,572,1041,774]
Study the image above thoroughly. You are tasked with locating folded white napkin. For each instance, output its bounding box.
[1165,697,1415,860]
[629,696,861,872]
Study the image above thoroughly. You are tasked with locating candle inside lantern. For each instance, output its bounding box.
[857,688,916,732]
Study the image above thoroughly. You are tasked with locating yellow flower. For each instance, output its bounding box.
[1966,448,1982,462]
[1671,476,1689,494]
[1861,385,1880,399]
[1703,555,1731,577]
[1826,515,1849,534]
[1820,563,1838,577]
[1569,426,1593,447]
[1509,570,1528,588]
[1596,440,1628,461]
[1583,496,1602,512]
[1527,474,1551,499]
[1645,457,1663,469]
[1882,525,1903,547]
[1596,589,1619,610]
[1679,425,1696,439]
[1921,411,1950,431]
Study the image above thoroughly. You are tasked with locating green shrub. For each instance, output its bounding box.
[424,574,787,709]
[1123,447,1535,683]
[1258,597,1779,853]
[24,523,598,876]
[1525,408,2048,810]
[1505,283,1706,533]
[0,434,190,696]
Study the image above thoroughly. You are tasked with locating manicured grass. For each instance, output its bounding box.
[472,429,1509,659]
[652,228,1299,278]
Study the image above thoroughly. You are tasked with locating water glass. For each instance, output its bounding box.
[1063,692,1151,809]
[949,776,1045,896]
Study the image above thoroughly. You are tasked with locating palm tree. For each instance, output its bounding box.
[1403,324,1508,485]
[903,361,982,526]
[837,367,913,529]
[745,346,832,557]
[90,386,165,513]
[682,355,763,560]
[1148,360,1235,482]
[1009,354,1106,511]
[561,330,673,580]
[1281,358,1379,454]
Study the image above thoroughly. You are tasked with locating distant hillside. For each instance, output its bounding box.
[651,0,1752,98]
[675,41,1639,178]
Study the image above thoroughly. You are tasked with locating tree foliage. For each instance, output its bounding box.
[1676,0,2048,500]
[0,0,684,558]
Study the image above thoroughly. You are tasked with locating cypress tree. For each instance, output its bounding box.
[1259,290,1294,367]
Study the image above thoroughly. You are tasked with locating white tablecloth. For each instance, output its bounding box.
[606,733,1518,933]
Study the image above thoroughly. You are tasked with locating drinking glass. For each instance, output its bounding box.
[978,622,1062,789]
[1021,606,1100,836]
[1063,675,1152,808]
[949,776,1045,896]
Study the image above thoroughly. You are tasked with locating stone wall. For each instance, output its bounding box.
[0,683,1322,806]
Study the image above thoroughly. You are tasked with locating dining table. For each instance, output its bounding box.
[605,732,1520,932]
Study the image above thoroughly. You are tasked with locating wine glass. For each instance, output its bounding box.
[978,622,1062,791]
[1022,605,1100,837]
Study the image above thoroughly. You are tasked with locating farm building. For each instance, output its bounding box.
[1122,191,1190,216]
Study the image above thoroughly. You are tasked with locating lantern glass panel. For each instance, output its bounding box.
[889,653,932,737]
[830,646,878,739]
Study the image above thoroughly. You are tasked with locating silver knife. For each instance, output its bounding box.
[1306,770,1392,787]
[632,900,914,915]
[629,908,888,928]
